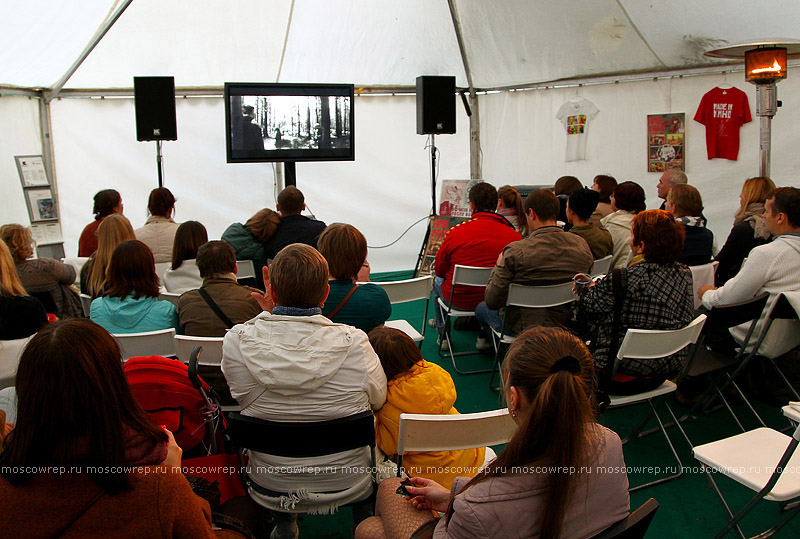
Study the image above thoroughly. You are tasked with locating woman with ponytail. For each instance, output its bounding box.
[497,185,529,237]
[356,327,629,539]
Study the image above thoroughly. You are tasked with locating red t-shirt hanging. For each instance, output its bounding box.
[694,86,752,160]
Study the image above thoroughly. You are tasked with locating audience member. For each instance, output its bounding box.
[496,185,529,237]
[477,189,592,337]
[163,220,208,293]
[222,244,386,538]
[81,214,136,298]
[78,188,123,257]
[356,327,629,539]
[221,207,280,289]
[554,175,583,231]
[601,181,646,269]
[590,174,617,225]
[135,187,180,263]
[714,176,776,286]
[577,210,693,394]
[0,224,81,319]
[263,186,327,260]
[368,326,484,489]
[0,319,242,538]
[567,188,613,259]
[90,240,178,334]
[432,182,521,349]
[318,223,391,333]
[656,169,688,210]
[0,240,47,339]
[666,183,713,266]
[178,241,261,337]
[699,187,800,358]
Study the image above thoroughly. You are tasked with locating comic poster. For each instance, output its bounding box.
[647,113,685,172]
[438,179,482,218]
[418,215,468,277]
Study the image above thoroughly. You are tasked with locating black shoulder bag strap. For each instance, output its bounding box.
[198,287,235,329]
[597,268,625,410]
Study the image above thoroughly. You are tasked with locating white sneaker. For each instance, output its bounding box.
[437,336,449,351]
[427,318,437,329]
[476,336,492,351]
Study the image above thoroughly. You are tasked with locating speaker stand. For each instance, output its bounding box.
[284,161,297,187]
[414,134,438,276]
[156,140,164,187]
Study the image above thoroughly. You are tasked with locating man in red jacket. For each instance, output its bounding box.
[432,182,521,349]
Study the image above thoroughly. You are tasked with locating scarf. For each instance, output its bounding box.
[272,306,322,317]
[675,215,706,228]
[734,202,770,240]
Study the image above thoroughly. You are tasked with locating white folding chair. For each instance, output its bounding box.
[396,408,517,477]
[174,335,224,366]
[693,423,800,539]
[362,275,432,344]
[591,254,613,278]
[154,262,171,282]
[236,260,256,281]
[0,336,34,390]
[158,292,182,307]
[437,265,494,374]
[689,260,719,311]
[488,281,576,390]
[61,257,89,286]
[79,293,93,317]
[606,314,707,491]
[113,328,177,361]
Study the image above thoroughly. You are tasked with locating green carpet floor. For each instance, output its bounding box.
[297,273,800,538]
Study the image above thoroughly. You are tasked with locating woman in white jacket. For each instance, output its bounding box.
[221,244,387,538]
[601,181,646,269]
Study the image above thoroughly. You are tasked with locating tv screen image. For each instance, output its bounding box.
[225,83,354,163]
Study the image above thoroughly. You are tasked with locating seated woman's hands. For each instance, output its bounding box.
[405,476,452,513]
[160,427,183,471]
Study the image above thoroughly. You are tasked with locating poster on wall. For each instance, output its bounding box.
[647,113,685,172]
[14,155,50,187]
[439,179,482,218]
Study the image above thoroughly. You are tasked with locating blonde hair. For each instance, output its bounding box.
[88,214,135,297]
[0,240,27,297]
[736,177,776,218]
[0,224,34,263]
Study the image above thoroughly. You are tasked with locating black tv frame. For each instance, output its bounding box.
[224,82,355,164]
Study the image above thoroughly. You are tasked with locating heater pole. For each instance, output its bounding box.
[756,82,777,178]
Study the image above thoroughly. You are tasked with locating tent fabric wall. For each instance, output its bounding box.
[0,97,43,226]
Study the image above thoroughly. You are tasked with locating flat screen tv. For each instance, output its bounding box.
[224,82,354,163]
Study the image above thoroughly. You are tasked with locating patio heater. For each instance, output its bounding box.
[705,40,800,177]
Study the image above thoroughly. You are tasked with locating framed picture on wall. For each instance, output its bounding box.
[647,113,685,172]
[15,155,50,187]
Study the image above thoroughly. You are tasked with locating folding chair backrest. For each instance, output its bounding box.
[0,335,33,390]
[369,276,432,304]
[154,262,171,281]
[227,410,375,458]
[689,261,719,310]
[80,293,92,317]
[591,255,613,278]
[590,498,659,539]
[451,265,493,287]
[506,281,576,309]
[61,257,89,285]
[113,328,177,361]
[236,260,256,280]
[769,293,800,321]
[158,292,181,307]
[175,335,224,366]
[616,314,706,361]
[707,293,769,330]
[398,409,516,454]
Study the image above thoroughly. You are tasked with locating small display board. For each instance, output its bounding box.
[647,113,685,172]
[14,155,64,258]
[418,215,468,277]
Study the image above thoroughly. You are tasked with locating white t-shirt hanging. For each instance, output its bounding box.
[556,98,600,161]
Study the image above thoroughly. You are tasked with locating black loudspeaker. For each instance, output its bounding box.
[134,76,177,141]
[416,76,456,135]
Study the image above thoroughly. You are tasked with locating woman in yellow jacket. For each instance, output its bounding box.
[369,326,485,489]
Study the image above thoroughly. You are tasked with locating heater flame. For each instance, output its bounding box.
[752,60,783,74]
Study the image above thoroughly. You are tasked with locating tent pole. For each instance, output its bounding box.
[45,0,134,103]
[447,0,481,180]
[38,96,57,201]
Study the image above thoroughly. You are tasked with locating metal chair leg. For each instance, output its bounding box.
[628,399,684,492]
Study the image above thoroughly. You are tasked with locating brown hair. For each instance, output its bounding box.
[147,187,176,218]
[523,189,560,222]
[0,224,34,263]
[197,241,236,278]
[88,214,135,297]
[269,243,329,308]
[498,185,529,236]
[554,176,582,196]
[736,177,776,218]
[593,175,617,204]
[0,240,27,297]
[317,223,367,281]
[468,182,498,213]
[631,210,684,264]
[612,181,646,213]
[104,240,160,299]
[769,187,800,228]
[277,186,305,215]
[667,183,703,217]
[92,189,121,220]
[368,326,422,381]
[171,221,208,270]
[0,319,168,492]
[245,208,281,242]
[456,327,597,538]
